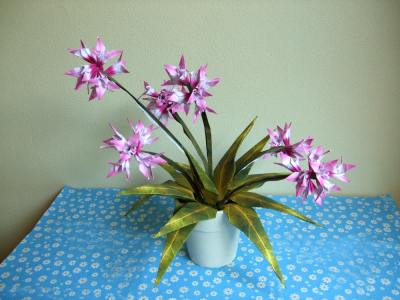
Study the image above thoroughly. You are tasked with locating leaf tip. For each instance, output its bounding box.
[154,277,161,286]
[153,232,161,238]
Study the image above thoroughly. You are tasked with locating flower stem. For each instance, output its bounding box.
[106,75,188,154]
[201,112,213,178]
[172,113,208,172]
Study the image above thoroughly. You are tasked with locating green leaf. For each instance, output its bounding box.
[224,204,284,285]
[144,151,194,186]
[160,163,191,189]
[120,182,195,200]
[230,192,321,226]
[155,224,195,285]
[214,118,257,196]
[154,202,217,237]
[201,112,213,177]
[173,113,208,171]
[235,135,269,174]
[187,152,218,195]
[234,163,254,182]
[124,195,151,216]
[230,172,290,193]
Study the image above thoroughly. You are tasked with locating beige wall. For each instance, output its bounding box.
[1,1,399,261]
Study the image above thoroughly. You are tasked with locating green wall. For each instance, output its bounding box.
[1,1,399,260]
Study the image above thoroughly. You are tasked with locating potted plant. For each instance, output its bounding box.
[65,37,355,286]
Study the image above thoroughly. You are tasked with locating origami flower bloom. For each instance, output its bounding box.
[163,55,190,86]
[143,82,188,124]
[279,146,355,205]
[162,55,220,122]
[187,65,220,122]
[265,122,313,160]
[101,120,165,179]
[65,38,128,101]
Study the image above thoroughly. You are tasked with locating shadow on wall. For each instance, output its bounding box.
[0,188,63,263]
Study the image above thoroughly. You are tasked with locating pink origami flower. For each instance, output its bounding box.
[143,82,188,124]
[65,38,128,101]
[101,120,165,179]
[162,55,220,122]
[265,122,313,160]
[279,146,355,205]
[163,55,191,86]
[187,65,220,122]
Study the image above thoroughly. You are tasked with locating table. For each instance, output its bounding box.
[0,186,399,300]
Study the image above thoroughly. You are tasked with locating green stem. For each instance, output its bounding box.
[106,75,189,155]
[172,113,208,171]
[201,112,213,177]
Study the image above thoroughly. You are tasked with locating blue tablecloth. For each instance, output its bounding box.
[0,186,399,300]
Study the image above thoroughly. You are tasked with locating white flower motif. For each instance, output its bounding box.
[223,288,233,295]
[213,277,221,284]
[203,281,211,287]
[293,275,302,282]
[210,291,218,297]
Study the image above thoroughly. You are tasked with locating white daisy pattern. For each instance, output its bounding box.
[0,186,399,299]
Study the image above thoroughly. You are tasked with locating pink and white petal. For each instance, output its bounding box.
[138,163,152,179]
[179,55,186,69]
[164,64,178,77]
[95,37,106,53]
[65,67,82,77]
[95,85,106,100]
[207,77,220,87]
[105,59,129,75]
[105,49,123,60]
[286,172,301,182]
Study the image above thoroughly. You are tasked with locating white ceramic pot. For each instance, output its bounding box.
[186,210,240,268]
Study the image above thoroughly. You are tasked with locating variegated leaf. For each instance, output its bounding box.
[235,135,269,173]
[224,204,284,285]
[160,163,191,189]
[214,118,256,196]
[233,163,254,183]
[155,224,195,285]
[120,182,194,200]
[230,192,321,226]
[230,173,290,193]
[124,195,151,216]
[187,152,218,195]
[154,202,217,237]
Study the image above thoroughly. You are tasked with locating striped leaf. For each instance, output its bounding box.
[160,163,191,189]
[224,204,284,285]
[154,202,217,237]
[230,173,290,193]
[235,135,269,174]
[187,152,218,195]
[120,182,194,200]
[124,195,151,216]
[230,192,321,226]
[234,163,254,183]
[155,224,195,285]
[214,118,256,196]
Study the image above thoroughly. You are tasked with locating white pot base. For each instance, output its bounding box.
[186,211,240,268]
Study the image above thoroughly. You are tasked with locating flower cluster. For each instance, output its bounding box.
[143,55,220,123]
[266,123,355,205]
[65,38,128,101]
[65,38,355,205]
[101,120,165,179]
